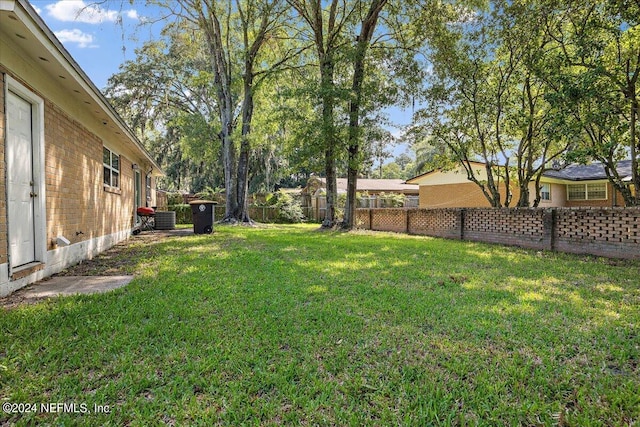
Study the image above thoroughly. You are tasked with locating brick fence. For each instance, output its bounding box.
[355,207,640,260]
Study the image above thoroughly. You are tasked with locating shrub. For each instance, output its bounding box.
[273,190,304,223]
[195,186,225,204]
[378,192,405,207]
[167,192,185,206]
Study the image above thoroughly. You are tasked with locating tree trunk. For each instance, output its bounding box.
[484,163,502,207]
[532,174,543,207]
[221,124,238,220]
[343,0,387,230]
[236,69,254,222]
[200,8,239,222]
[517,185,530,207]
[324,146,337,227]
[320,54,337,228]
[236,142,251,221]
[344,145,359,229]
[630,95,639,206]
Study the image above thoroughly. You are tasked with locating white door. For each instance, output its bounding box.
[7,91,37,268]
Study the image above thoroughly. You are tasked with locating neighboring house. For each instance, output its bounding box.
[406,161,633,209]
[540,160,632,208]
[301,176,419,220]
[0,0,163,296]
[303,176,419,197]
[406,162,512,208]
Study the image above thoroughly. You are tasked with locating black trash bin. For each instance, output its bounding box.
[189,200,217,234]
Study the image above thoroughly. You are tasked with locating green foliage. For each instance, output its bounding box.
[105,0,638,208]
[414,0,634,206]
[195,186,225,203]
[537,0,640,205]
[380,162,401,179]
[166,192,184,205]
[377,192,406,207]
[271,190,305,223]
[105,29,224,194]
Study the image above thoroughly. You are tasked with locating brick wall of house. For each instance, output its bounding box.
[357,207,640,260]
[419,182,517,208]
[0,73,6,265]
[419,182,487,208]
[44,101,135,250]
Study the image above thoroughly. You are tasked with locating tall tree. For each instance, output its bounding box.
[416,0,573,207]
[286,0,443,228]
[421,17,516,207]
[105,31,224,193]
[542,0,640,205]
[285,0,350,228]
[494,0,570,206]
[342,0,388,229]
[156,0,291,221]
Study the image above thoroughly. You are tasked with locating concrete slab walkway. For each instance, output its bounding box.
[21,276,134,299]
[1,227,195,308]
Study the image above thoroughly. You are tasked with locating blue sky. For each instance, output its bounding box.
[30,0,411,159]
[30,0,162,89]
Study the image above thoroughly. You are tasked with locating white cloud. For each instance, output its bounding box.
[46,1,116,24]
[45,1,138,24]
[54,28,97,48]
[32,5,42,15]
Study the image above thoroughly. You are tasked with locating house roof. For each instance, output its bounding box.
[0,0,163,176]
[542,160,632,182]
[405,160,634,185]
[313,177,419,193]
[406,161,486,184]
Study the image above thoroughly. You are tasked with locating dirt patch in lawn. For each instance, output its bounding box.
[57,229,192,276]
[1,229,193,309]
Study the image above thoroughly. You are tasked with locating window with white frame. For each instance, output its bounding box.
[103,146,120,188]
[540,183,551,201]
[587,183,607,199]
[567,183,607,201]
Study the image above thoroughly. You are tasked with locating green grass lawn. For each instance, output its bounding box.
[1,224,638,426]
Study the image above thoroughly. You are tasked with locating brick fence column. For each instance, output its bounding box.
[459,208,466,240]
[405,209,410,234]
[542,208,557,251]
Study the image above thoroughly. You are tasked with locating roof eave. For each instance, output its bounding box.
[11,0,164,176]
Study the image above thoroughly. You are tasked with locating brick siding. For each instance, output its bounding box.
[357,207,640,260]
[419,182,515,208]
[44,101,135,250]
